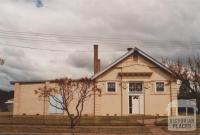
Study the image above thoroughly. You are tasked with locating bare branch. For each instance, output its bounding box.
[164,57,200,113]
[35,77,101,128]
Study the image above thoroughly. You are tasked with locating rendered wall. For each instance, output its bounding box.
[13,82,94,116]
[13,53,178,116]
[95,54,178,116]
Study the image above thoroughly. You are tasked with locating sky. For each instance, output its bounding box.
[0,0,200,90]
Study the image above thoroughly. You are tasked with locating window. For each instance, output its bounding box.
[48,95,64,114]
[178,107,186,116]
[155,82,165,92]
[107,82,116,92]
[188,107,194,116]
[129,82,143,93]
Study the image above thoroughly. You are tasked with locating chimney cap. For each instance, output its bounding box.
[127,48,133,51]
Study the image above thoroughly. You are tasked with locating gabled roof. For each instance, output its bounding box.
[92,47,172,80]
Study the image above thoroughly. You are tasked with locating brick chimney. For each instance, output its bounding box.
[97,59,101,73]
[94,45,100,74]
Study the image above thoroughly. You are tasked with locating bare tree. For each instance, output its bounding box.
[35,77,101,129]
[163,57,200,113]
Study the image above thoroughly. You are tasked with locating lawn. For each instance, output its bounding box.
[0,114,153,133]
[0,125,151,134]
[0,114,149,126]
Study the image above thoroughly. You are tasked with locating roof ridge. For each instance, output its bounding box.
[92,47,171,79]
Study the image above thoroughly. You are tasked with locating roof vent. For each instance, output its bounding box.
[127,48,133,51]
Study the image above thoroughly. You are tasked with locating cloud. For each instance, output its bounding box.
[0,0,200,90]
[68,53,93,71]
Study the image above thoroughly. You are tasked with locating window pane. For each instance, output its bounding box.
[156,82,164,92]
[135,83,142,91]
[48,95,64,114]
[129,108,132,114]
[107,82,116,92]
[129,83,134,92]
[188,107,194,115]
[48,96,57,113]
[129,83,142,92]
[129,96,132,114]
[178,107,186,116]
[129,96,132,107]
[55,95,64,114]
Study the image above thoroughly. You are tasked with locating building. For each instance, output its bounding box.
[5,99,14,112]
[11,45,178,116]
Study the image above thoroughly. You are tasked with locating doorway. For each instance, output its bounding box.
[128,82,144,115]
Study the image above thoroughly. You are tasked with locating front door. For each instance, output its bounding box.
[128,82,144,115]
[132,95,140,114]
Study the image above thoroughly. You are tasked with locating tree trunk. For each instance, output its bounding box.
[70,119,74,129]
[70,119,75,135]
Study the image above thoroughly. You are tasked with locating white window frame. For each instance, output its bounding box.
[155,81,165,93]
[106,81,117,93]
[128,81,143,94]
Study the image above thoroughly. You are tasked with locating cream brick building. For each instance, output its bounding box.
[12,46,178,116]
